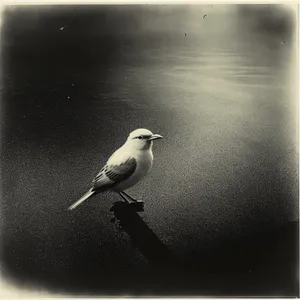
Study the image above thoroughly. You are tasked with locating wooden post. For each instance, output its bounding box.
[110,200,175,266]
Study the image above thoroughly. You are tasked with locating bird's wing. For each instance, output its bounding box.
[92,156,137,191]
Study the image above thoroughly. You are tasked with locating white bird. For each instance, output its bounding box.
[68,128,163,210]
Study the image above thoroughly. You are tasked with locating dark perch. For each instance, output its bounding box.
[110,200,176,266]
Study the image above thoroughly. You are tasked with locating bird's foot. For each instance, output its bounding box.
[127,198,137,204]
[117,192,144,211]
[129,199,143,204]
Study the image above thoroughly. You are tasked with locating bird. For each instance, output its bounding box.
[68,128,163,210]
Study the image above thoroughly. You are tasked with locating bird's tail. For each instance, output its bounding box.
[68,189,95,211]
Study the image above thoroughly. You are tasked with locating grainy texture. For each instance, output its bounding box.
[0,4,298,297]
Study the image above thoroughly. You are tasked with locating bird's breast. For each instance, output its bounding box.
[114,150,153,191]
[132,150,153,180]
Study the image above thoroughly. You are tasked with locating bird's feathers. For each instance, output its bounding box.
[92,156,137,191]
[67,128,163,211]
[129,128,153,139]
[68,189,95,210]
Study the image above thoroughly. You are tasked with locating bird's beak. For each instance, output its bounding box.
[149,134,163,141]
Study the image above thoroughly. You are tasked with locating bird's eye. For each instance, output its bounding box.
[137,136,143,140]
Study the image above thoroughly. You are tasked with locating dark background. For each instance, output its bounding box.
[0,4,298,296]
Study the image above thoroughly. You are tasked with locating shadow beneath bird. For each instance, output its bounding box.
[109,201,175,266]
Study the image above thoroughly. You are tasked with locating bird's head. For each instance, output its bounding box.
[125,128,163,150]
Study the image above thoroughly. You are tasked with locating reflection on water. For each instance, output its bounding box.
[86,13,297,247]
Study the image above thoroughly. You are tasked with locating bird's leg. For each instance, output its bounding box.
[121,191,138,203]
[118,192,130,203]
[121,191,137,202]
[119,191,137,203]
[118,191,144,212]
